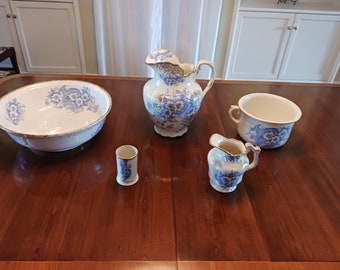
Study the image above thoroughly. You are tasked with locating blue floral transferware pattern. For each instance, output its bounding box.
[119,160,132,180]
[208,148,250,193]
[5,85,98,126]
[147,50,188,86]
[145,87,202,132]
[5,99,26,126]
[159,68,186,86]
[144,49,214,137]
[0,80,112,152]
[247,124,292,148]
[208,135,260,193]
[214,169,244,189]
[45,85,98,113]
[214,151,246,189]
[148,50,175,62]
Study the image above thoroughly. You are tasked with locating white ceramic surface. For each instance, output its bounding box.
[229,93,302,148]
[143,48,214,138]
[116,145,139,186]
[208,133,261,193]
[0,80,112,152]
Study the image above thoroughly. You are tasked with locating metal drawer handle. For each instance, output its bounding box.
[287,26,298,30]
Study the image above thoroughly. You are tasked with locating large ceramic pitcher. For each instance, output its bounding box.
[143,49,214,137]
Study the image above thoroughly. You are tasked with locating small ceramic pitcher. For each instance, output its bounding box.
[207,133,261,193]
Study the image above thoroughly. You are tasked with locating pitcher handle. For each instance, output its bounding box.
[245,142,261,171]
[195,60,214,97]
[228,105,241,124]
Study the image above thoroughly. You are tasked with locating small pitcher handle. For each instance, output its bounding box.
[245,142,261,171]
[228,105,241,124]
[195,60,214,97]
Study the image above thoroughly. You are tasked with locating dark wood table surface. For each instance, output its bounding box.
[0,74,339,270]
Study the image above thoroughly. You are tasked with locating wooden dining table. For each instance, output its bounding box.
[0,74,339,270]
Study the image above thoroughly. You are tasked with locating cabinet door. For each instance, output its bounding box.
[0,0,25,70]
[228,11,294,80]
[279,14,340,81]
[0,0,13,46]
[10,1,83,73]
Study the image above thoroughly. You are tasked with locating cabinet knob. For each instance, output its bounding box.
[6,14,11,18]
[287,26,298,30]
[13,14,17,19]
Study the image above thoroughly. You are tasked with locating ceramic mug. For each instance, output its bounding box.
[116,145,139,186]
[228,93,302,148]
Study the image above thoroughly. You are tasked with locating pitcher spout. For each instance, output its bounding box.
[209,133,246,156]
[146,49,195,78]
[146,48,178,65]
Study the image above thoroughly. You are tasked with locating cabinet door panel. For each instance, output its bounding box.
[228,12,294,80]
[0,0,26,71]
[279,14,340,81]
[10,1,82,73]
[0,1,13,46]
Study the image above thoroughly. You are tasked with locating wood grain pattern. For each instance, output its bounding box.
[0,261,339,270]
[0,261,177,270]
[0,74,339,269]
[178,261,340,270]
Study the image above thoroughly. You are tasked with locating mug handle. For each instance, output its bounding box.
[195,60,215,97]
[245,142,261,171]
[228,105,241,124]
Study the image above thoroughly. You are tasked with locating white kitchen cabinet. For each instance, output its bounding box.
[228,11,294,80]
[0,0,25,70]
[8,0,85,73]
[279,13,340,81]
[227,0,340,82]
